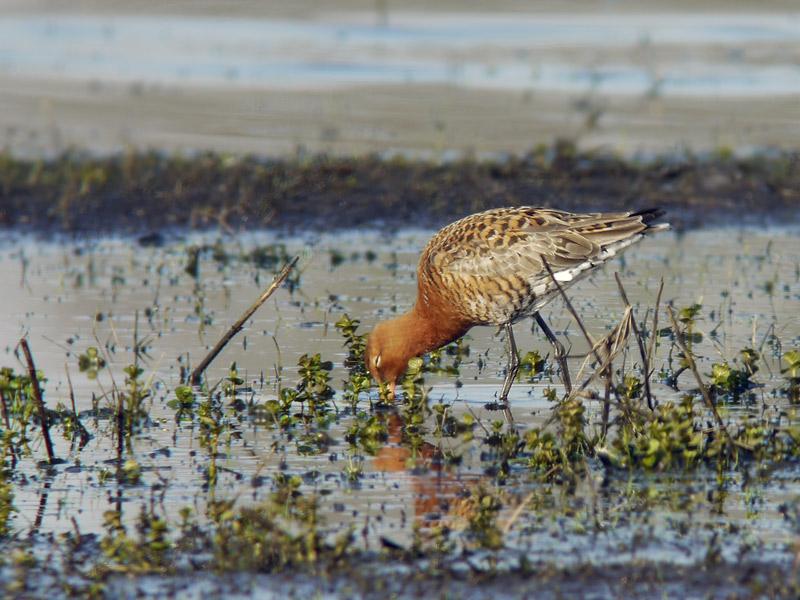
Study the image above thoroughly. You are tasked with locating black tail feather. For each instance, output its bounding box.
[632,207,666,225]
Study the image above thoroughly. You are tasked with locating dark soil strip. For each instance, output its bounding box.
[1,143,797,234]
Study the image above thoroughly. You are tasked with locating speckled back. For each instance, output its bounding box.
[416,206,666,325]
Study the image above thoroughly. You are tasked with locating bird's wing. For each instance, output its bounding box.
[427,207,651,281]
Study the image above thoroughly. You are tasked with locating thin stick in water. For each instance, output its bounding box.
[190,256,299,385]
[0,388,16,466]
[614,273,655,410]
[646,278,664,373]
[666,306,734,446]
[540,256,602,365]
[19,338,56,464]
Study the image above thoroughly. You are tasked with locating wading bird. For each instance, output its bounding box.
[365,207,668,416]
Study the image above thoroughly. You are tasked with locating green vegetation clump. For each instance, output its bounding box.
[783,350,800,402]
[709,348,759,401]
[90,473,354,584]
[525,397,591,481]
[210,474,353,572]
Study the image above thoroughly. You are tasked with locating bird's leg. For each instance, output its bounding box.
[534,312,572,394]
[498,323,519,424]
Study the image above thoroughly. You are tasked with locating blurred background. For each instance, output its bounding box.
[1,0,798,160]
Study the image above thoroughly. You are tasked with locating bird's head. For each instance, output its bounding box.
[365,318,416,399]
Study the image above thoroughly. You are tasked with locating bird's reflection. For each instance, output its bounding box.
[370,411,469,525]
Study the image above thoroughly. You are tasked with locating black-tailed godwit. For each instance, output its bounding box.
[365,206,668,415]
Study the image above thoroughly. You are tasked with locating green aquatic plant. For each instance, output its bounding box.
[517,349,546,382]
[678,303,702,326]
[77,347,106,380]
[710,364,750,400]
[608,396,707,470]
[485,421,521,482]
[98,507,172,575]
[267,352,338,431]
[119,363,152,437]
[461,486,504,551]
[400,356,428,402]
[222,362,245,407]
[345,413,388,455]
[210,473,353,572]
[525,397,590,481]
[197,392,228,487]
[616,374,643,401]
[782,350,800,403]
[334,314,372,410]
[0,469,14,539]
[342,373,371,412]
[167,385,196,421]
[0,365,54,461]
[335,314,367,374]
[295,353,335,416]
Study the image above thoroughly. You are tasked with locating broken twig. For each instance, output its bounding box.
[19,338,56,464]
[190,256,299,385]
[666,306,734,446]
[614,273,655,410]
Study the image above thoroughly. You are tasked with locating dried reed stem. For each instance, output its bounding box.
[614,273,655,410]
[666,306,734,446]
[19,338,56,464]
[646,278,664,373]
[190,256,299,385]
[541,256,613,428]
[0,388,16,465]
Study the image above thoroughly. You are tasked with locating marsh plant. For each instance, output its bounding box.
[783,350,800,402]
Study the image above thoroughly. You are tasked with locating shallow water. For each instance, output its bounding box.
[1,225,799,594]
[2,13,800,96]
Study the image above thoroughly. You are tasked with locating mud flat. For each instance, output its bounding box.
[1,1,799,159]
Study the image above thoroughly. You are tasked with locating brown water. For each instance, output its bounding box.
[1,225,799,594]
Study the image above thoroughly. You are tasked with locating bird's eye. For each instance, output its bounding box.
[374,354,382,368]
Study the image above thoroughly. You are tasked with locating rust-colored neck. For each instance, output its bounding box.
[367,288,473,388]
[402,300,470,357]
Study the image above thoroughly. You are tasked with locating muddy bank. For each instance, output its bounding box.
[1,145,798,234]
[99,559,800,599]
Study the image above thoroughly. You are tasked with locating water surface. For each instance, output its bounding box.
[0,226,799,595]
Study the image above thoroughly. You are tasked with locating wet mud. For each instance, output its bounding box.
[1,146,798,235]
